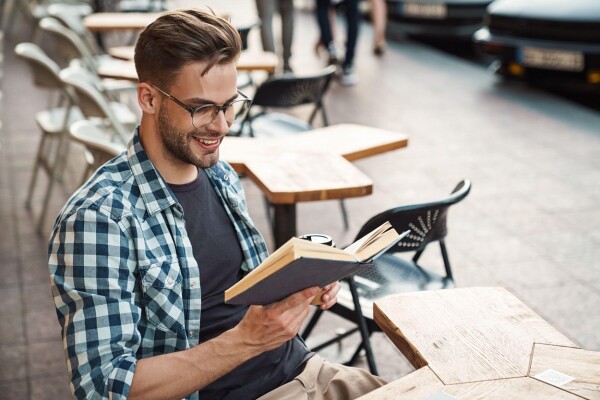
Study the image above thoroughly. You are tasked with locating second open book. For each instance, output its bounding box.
[225,222,410,305]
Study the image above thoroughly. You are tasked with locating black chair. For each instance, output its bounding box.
[231,65,336,138]
[230,65,350,229]
[301,179,472,375]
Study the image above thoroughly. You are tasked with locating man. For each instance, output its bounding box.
[48,9,386,400]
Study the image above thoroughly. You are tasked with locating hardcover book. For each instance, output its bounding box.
[225,222,409,305]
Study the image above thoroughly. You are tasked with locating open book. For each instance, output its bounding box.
[225,222,410,305]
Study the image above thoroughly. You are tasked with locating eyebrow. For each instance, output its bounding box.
[185,93,239,107]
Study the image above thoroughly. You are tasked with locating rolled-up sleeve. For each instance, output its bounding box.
[49,207,140,399]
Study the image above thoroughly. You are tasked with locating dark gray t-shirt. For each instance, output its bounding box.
[169,169,309,400]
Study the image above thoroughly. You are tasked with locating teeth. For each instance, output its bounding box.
[198,138,218,145]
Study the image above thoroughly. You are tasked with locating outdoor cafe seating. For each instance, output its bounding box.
[302,179,472,375]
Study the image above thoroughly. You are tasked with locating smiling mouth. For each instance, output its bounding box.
[198,138,219,145]
[191,135,223,150]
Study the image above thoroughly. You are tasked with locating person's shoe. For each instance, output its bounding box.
[373,42,386,56]
[339,66,358,86]
[326,44,339,66]
[283,61,293,74]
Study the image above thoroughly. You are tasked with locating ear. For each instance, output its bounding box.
[138,83,158,115]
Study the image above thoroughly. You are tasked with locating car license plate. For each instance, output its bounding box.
[518,47,584,72]
[402,2,447,19]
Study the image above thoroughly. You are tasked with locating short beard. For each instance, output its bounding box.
[157,105,219,169]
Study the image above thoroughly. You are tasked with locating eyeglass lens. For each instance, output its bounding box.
[192,99,249,128]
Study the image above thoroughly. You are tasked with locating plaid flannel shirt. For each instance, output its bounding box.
[48,127,269,399]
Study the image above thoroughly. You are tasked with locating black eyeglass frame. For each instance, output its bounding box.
[151,84,251,128]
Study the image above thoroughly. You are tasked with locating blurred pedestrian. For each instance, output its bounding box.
[256,0,295,72]
[369,0,387,55]
[316,0,360,86]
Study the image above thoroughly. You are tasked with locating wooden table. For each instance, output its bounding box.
[83,11,255,33]
[99,49,279,78]
[83,12,163,32]
[220,124,409,247]
[359,287,600,399]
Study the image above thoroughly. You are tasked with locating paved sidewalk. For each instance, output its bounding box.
[1,4,599,399]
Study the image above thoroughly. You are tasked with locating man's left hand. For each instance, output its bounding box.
[318,282,341,310]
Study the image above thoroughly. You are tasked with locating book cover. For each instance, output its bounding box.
[224,222,409,305]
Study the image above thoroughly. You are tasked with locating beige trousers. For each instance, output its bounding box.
[258,355,387,400]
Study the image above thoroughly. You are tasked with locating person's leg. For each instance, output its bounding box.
[316,0,337,64]
[256,0,276,52]
[257,355,387,400]
[342,0,359,69]
[369,0,387,54]
[278,0,294,70]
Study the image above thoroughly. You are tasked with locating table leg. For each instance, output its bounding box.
[272,204,297,248]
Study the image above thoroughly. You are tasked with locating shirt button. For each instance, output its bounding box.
[223,175,229,181]
[166,277,175,287]
[188,331,194,338]
[190,280,197,288]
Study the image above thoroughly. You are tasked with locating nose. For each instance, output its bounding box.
[208,109,230,134]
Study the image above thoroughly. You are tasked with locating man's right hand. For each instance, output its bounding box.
[235,286,321,353]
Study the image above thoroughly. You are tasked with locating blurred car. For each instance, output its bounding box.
[386,0,494,37]
[473,0,600,91]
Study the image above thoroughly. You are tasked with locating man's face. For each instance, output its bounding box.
[156,62,238,169]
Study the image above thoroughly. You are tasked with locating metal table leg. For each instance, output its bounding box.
[272,203,296,248]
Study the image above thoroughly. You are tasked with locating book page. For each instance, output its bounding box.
[343,221,392,255]
[353,228,400,261]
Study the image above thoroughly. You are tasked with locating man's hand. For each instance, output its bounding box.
[317,282,340,310]
[236,286,320,353]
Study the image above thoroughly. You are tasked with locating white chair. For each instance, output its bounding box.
[59,66,138,146]
[38,16,137,94]
[69,120,126,185]
[47,3,105,58]
[15,42,84,233]
[2,0,91,42]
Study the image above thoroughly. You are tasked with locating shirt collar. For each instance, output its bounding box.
[127,127,178,217]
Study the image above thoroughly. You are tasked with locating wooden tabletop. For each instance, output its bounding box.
[243,152,372,204]
[220,124,409,169]
[374,287,576,383]
[359,367,584,400]
[529,344,600,399]
[98,50,279,80]
[361,287,600,399]
[279,124,409,161]
[83,12,163,31]
[219,124,408,204]
[83,11,257,33]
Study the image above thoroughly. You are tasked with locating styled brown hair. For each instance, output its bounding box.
[134,8,242,89]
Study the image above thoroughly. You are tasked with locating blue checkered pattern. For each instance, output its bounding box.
[48,127,269,399]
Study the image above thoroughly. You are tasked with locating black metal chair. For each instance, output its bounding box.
[301,179,472,375]
[231,65,336,138]
[230,65,349,230]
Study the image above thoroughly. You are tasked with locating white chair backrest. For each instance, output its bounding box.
[47,3,103,57]
[39,16,96,70]
[15,41,77,110]
[15,42,62,89]
[70,119,126,163]
[60,66,130,144]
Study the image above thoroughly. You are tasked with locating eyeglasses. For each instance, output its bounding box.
[151,84,251,128]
